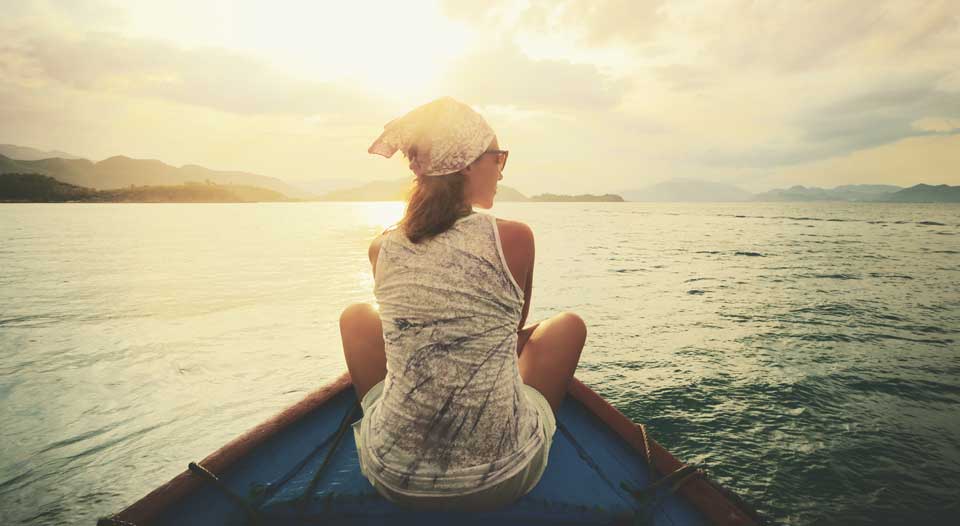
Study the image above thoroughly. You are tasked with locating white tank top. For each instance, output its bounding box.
[361,211,543,496]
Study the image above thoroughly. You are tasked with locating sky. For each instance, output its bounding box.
[1,0,959,194]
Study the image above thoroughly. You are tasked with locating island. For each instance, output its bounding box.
[0,173,293,203]
[529,193,624,202]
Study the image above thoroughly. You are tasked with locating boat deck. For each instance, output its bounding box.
[153,386,711,525]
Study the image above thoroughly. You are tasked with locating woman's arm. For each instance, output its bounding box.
[518,231,534,330]
[496,219,535,331]
[368,234,384,275]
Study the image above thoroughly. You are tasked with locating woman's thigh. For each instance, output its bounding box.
[339,302,386,401]
[517,312,587,412]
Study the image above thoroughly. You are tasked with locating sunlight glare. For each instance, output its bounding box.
[361,201,405,232]
[122,1,475,101]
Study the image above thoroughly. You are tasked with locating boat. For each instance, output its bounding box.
[97,373,763,525]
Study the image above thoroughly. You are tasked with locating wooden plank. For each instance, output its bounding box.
[567,378,760,526]
[102,372,353,526]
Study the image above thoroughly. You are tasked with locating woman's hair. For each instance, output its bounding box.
[400,146,471,244]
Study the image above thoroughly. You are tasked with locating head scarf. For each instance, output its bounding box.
[367,96,495,177]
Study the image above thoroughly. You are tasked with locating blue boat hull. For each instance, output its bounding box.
[100,375,758,525]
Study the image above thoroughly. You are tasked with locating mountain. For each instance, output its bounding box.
[319,178,412,201]
[319,178,529,201]
[284,177,358,196]
[753,184,902,202]
[493,185,528,202]
[620,179,752,202]
[529,193,624,202]
[0,153,315,199]
[881,184,960,202]
[831,184,904,201]
[0,172,291,203]
[0,173,97,201]
[0,144,82,160]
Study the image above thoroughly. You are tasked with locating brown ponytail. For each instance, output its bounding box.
[400,146,472,243]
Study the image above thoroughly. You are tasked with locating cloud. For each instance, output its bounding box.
[691,0,960,73]
[5,30,383,118]
[653,64,715,92]
[3,0,127,29]
[798,74,960,144]
[442,0,667,47]
[694,70,960,168]
[440,42,630,111]
[521,0,666,46]
[772,133,960,189]
[912,117,960,133]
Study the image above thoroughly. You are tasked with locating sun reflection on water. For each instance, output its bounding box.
[357,201,405,233]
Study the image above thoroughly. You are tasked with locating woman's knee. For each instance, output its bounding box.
[555,312,587,343]
[339,303,379,333]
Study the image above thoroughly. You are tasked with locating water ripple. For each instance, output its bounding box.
[1,201,958,526]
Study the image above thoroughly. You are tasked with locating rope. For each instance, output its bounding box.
[624,463,703,499]
[294,399,360,510]
[188,461,262,525]
[637,423,656,480]
[622,463,704,524]
[96,517,138,526]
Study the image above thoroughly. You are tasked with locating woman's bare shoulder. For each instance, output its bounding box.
[368,235,383,265]
[495,218,534,263]
[495,218,534,244]
[495,218,534,298]
[368,226,396,267]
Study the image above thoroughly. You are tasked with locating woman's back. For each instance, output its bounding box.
[343,95,585,510]
[360,211,544,496]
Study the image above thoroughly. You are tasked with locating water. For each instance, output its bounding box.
[1,202,958,525]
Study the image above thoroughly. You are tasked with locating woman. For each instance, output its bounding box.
[340,96,586,511]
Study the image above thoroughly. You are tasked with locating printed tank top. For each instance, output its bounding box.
[360,211,543,496]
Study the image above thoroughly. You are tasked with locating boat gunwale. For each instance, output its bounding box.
[101,373,759,526]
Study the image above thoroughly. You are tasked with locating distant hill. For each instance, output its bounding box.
[0,173,98,201]
[620,179,752,202]
[529,193,624,202]
[831,184,904,201]
[284,177,358,196]
[753,184,903,202]
[320,178,413,201]
[0,173,292,203]
[0,153,315,199]
[492,185,528,202]
[319,178,529,201]
[881,184,960,202]
[0,144,82,160]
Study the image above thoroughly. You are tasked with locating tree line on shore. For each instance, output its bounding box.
[0,173,291,203]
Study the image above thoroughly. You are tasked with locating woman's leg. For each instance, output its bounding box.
[339,303,386,401]
[517,312,587,413]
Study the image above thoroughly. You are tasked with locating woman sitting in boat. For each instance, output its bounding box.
[339,96,587,511]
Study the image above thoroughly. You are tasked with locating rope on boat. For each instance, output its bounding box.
[623,463,703,499]
[637,423,656,480]
[622,424,703,520]
[294,399,360,510]
[96,516,138,526]
[188,461,262,525]
[622,463,704,524]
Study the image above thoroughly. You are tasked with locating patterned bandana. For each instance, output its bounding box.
[368,96,495,177]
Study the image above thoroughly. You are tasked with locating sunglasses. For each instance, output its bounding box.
[479,149,509,171]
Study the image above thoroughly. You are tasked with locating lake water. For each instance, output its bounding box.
[1,202,958,525]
